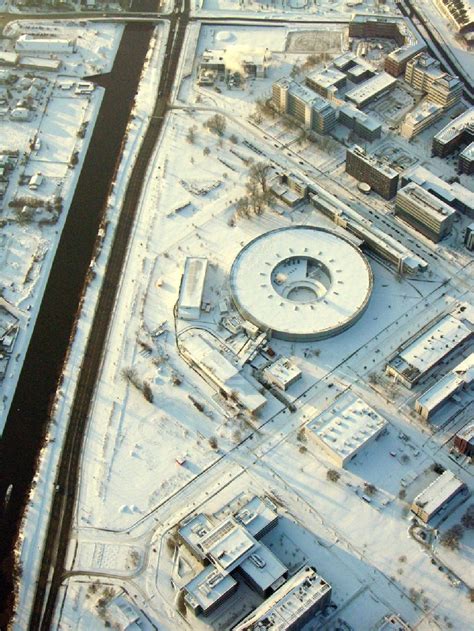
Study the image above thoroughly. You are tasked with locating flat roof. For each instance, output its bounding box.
[402,165,474,211]
[417,353,474,412]
[183,333,266,413]
[19,56,61,70]
[434,108,474,145]
[397,314,472,375]
[178,257,208,312]
[306,393,387,461]
[234,496,278,539]
[264,357,302,385]
[339,103,382,131]
[234,566,331,631]
[199,518,256,572]
[397,182,456,219]
[239,544,287,592]
[460,142,474,161]
[403,101,443,124]
[230,227,373,341]
[306,66,346,89]
[413,470,466,517]
[456,423,474,444]
[184,565,237,612]
[179,513,214,553]
[345,72,397,106]
[349,146,398,178]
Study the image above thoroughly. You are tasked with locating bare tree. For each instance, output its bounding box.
[206,114,226,136]
[440,524,464,550]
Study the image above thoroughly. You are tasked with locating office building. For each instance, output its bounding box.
[405,53,463,109]
[338,104,382,141]
[386,313,473,388]
[459,142,474,175]
[233,566,332,631]
[401,165,474,216]
[305,66,346,99]
[345,72,397,108]
[395,182,456,242]
[346,146,399,200]
[272,78,337,134]
[263,357,302,391]
[454,424,474,457]
[465,223,474,250]
[432,108,474,157]
[415,353,474,421]
[411,470,469,523]
[401,101,444,139]
[306,393,387,467]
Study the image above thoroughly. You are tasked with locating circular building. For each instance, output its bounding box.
[229,226,373,341]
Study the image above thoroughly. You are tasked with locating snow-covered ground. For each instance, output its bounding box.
[0,21,124,432]
[11,6,474,631]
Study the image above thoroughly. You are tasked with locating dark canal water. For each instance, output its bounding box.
[0,22,154,624]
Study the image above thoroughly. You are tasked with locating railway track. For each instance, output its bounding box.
[27,3,189,629]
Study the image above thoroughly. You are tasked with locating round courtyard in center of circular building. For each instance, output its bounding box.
[229,226,373,341]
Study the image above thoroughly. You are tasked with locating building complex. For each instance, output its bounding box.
[272,78,337,134]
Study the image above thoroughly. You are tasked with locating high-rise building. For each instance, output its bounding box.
[405,53,463,109]
[395,182,456,242]
[346,146,399,199]
[272,78,336,134]
[432,108,474,157]
[459,142,474,175]
[400,101,444,139]
[464,223,474,250]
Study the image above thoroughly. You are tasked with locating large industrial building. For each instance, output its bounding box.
[432,108,474,157]
[179,496,295,617]
[305,393,388,467]
[233,566,332,631]
[411,470,469,523]
[229,226,373,342]
[395,182,456,242]
[415,353,474,421]
[401,165,474,217]
[346,146,399,200]
[272,78,337,134]
[386,313,473,388]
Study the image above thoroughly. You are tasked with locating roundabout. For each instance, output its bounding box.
[229,226,373,341]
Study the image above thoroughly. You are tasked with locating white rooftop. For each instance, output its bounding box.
[306,393,387,461]
[345,72,397,106]
[398,314,472,375]
[413,470,466,518]
[417,353,474,413]
[234,566,331,631]
[264,357,302,386]
[397,182,456,220]
[230,227,372,341]
[184,565,237,613]
[234,496,278,539]
[198,518,256,572]
[178,257,208,314]
[239,544,287,592]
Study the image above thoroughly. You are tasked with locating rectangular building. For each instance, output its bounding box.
[401,165,474,216]
[459,142,474,175]
[454,424,474,457]
[346,146,399,200]
[305,66,346,99]
[15,34,76,54]
[263,357,302,391]
[395,182,456,242]
[234,496,279,539]
[411,470,469,523]
[238,545,288,597]
[184,566,238,616]
[400,101,444,139]
[233,566,332,631]
[386,314,473,388]
[305,393,387,468]
[404,53,463,110]
[432,108,474,157]
[177,257,208,320]
[345,72,397,108]
[465,223,474,250]
[272,78,336,134]
[338,104,382,141]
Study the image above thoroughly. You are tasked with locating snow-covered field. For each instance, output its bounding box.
[11,6,474,631]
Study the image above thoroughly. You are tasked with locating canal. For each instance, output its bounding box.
[0,21,154,625]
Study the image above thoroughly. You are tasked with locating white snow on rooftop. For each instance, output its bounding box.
[413,470,466,517]
[416,353,474,413]
[230,226,372,341]
[307,393,387,461]
[398,314,472,374]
